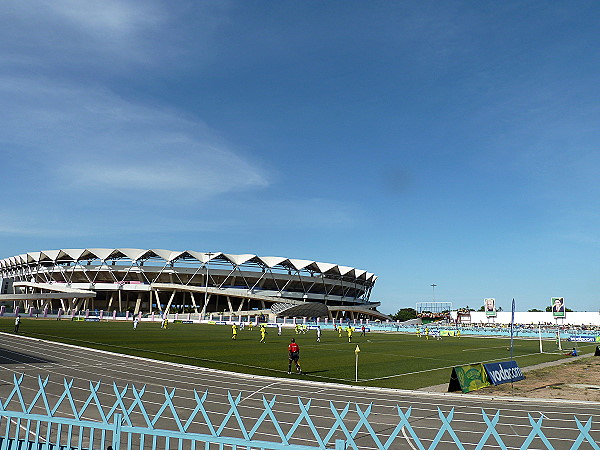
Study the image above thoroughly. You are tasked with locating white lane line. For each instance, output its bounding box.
[401,426,418,450]
[3,333,597,409]
[9,417,47,444]
[1,337,593,450]
[239,381,283,404]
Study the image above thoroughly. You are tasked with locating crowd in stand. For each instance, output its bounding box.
[384,320,600,335]
[416,311,451,320]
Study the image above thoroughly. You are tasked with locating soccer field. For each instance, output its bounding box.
[0,318,582,390]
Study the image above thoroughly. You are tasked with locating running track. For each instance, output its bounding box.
[1,333,599,449]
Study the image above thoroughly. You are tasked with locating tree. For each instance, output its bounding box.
[545,306,573,312]
[528,308,543,312]
[390,308,417,322]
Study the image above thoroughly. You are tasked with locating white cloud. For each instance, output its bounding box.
[0,0,270,204]
[0,1,158,66]
[0,0,229,68]
[0,76,269,201]
[47,0,161,36]
[0,0,357,240]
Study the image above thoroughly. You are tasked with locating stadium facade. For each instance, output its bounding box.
[0,248,388,320]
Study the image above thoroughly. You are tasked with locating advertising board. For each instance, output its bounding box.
[484,298,496,317]
[568,335,597,342]
[483,361,525,385]
[448,363,490,393]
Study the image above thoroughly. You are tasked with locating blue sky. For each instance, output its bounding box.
[1,1,600,313]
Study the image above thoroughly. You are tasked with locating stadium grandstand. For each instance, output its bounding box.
[0,248,389,321]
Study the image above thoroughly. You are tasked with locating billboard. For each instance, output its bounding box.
[568,335,597,342]
[551,297,565,317]
[484,298,496,317]
[448,363,490,393]
[484,361,525,385]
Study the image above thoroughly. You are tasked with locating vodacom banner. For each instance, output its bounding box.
[483,361,525,385]
[448,360,525,393]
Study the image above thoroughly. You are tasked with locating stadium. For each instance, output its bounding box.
[0,248,388,321]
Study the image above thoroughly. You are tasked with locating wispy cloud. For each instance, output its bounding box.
[0,2,158,68]
[0,0,361,241]
[0,0,230,69]
[0,0,268,213]
[0,0,272,239]
[0,76,269,201]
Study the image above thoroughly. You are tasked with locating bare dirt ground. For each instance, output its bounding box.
[469,354,600,402]
[420,353,600,402]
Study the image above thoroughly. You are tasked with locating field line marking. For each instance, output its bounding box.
[360,351,550,382]
[463,346,517,351]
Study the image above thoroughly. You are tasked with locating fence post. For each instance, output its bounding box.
[335,439,346,450]
[112,413,122,450]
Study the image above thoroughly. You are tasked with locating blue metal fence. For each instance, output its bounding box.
[0,374,598,449]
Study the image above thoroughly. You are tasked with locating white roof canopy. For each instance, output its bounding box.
[0,248,376,283]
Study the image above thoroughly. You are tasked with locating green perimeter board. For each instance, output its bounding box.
[0,319,580,390]
[448,363,491,393]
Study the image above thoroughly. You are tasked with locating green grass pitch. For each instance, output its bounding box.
[0,318,579,390]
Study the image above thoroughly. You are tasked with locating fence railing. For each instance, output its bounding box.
[0,374,598,449]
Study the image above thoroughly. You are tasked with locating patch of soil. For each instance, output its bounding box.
[470,355,600,402]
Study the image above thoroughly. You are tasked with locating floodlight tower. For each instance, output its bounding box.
[431,284,437,302]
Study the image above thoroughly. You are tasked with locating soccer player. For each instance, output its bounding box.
[316,326,321,342]
[133,318,139,330]
[416,327,421,338]
[347,326,353,343]
[231,324,238,340]
[288,338,301,374]
[14,315,21,333]
[338,326,343,338]
[161,316,168,329]
[260,325,267,343]
[360,325,366,336]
